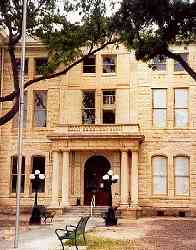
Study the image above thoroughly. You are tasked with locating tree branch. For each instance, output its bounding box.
[0,96,19,126]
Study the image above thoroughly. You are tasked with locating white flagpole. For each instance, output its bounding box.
[14,0,27,248]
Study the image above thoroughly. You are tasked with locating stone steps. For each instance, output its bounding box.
[63,206,109,217]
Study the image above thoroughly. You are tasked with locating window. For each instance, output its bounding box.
[174,53,188,71]
[152,89,167,128]
[152,55,166,71]
[15,58,28,76]
[102,55,116,73]
[35,58,48,75]
[103,90,115,105]
[32,156,45,193]
[11,156,25,193]
[33,90,47,127]
[83,55,96,73]
[152,156,167,195]
[102,90,115,124]
[13,92,27,128]
[174,156,189,195]
[82,91,95,124]
[174,88,188,128]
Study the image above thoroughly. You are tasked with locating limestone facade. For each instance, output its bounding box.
[0,34,196,216]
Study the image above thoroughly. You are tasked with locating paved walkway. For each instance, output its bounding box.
[1,215,196,249]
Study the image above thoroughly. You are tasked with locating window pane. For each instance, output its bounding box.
[175,177,189,195]
[153,89,166,108]
[175,89,188,108]
[153,110,166,128]
[102,55,116,73]
[34,91,47,127]
[153,157,167,175]
[13,92,28,128]
[83,91,95,108]
[175,157,189,176]
[82,109,95,124]
[174,53,188,71]
[83,56,96,73]
[35,58,48,75]
[11,156,25,193]
[15,58,28,75]
[103,110,115,124]
[175,109,188,127]
[152,56,166,71]
[153,176,167,194]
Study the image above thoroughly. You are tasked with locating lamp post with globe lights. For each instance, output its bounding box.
[102,170,119,226]
[29,170,45,224]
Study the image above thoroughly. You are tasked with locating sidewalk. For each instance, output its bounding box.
[1,216,196,250]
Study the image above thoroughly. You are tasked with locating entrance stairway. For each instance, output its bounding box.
[63,206,109,217]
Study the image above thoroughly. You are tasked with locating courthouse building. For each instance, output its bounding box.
[0,31,196,217]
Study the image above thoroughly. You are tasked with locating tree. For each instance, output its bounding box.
[0,0,117,125]
[112,0,196,81]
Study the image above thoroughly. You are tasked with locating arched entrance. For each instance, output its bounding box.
[84,155,110,206]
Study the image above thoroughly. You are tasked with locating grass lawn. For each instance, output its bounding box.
[64,234,138,250]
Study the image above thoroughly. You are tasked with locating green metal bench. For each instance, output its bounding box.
[55,216,90,250]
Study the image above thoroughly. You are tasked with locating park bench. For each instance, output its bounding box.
[38,205,56,224]
[55,216,90,250]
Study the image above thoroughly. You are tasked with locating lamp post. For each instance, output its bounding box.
[29,170,45,225]
[102,170,119,226]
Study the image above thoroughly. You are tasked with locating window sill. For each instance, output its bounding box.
[101,73,117,77]
[82,73,96,77]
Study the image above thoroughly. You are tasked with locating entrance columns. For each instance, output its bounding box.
[131,151,139,206]
[120,150,129,206]
[50,151,60,207]
[61,151,70,207]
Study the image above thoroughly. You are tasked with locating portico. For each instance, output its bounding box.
[48,124,144,209]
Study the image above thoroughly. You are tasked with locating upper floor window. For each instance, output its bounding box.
[174,156,189,195]
[15,58,28,76]
[152,89,167,128]
[11,156,25,193]
[32,156,45,193]
[174,88,188,128]
[33,90,47,127]
[13,92,27,128]
[83,55,96,73]
[102,55,116,73]
[103,90,115,105]
[152,55,166,71]
[174,53,188,71]
[35,58,48,75]
[152,156,167,195]
[82,91,95,124]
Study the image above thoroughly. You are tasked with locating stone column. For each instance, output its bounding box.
[61,151,70,207]
[50,151,60,207]
[120,150,129,206]
[131,151,139,206]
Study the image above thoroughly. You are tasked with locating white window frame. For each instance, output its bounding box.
[174,88,188,128]
[102,54,117,74]
[152,89,167,128]
[152,156,168,195]
[174,156,190,196]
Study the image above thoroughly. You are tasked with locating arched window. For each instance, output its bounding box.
[174,156,189,195]
[31,156,45,193]
[11,156,25,193]
[152,156,167,195]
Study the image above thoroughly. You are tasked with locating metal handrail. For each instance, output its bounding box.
[90,194,96,217]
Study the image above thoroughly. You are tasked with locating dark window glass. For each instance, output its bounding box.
[152,56,166,71]
[35,58,48,75]
[102,55,116,73]
[11,156,25,193]
[82,91,95,124]
[33,91,47,127]
[15,58,28,75]
[83,55,96,73]
[174,53,188,71]
[32,156,45,193]
[103,110,115,124]
[13,92,28,128]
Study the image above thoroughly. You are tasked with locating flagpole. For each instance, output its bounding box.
[14,0,27,248]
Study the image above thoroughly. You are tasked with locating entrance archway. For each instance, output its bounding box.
[84,155,110,206]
